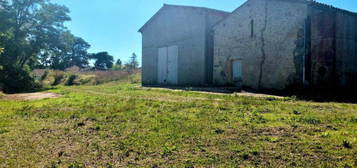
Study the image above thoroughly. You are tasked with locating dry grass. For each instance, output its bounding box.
[81,70,133,84]
[2,92,61,100]
[34,69,141,86]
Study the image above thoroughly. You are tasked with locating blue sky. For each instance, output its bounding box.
[53,0,357,65]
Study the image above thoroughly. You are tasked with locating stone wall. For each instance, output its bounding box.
[213,0,308,90]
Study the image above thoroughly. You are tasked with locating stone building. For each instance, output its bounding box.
[139,4,229,86]
[140,0,357,90]
[213,0,357,90]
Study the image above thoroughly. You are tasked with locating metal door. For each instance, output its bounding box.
[167,46,178,85]
[158,47,168,84]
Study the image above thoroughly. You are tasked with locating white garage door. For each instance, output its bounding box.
[157,46,178,85]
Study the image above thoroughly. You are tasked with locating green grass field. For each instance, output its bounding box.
[0,80,356,167]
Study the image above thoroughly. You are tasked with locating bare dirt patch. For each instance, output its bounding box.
[234,91,285,99]
[3,92,62,101]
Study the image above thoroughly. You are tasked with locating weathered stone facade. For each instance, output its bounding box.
[213,0,357,90]
[213,0,308,90]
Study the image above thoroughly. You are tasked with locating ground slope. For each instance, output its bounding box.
[0,82,356,167]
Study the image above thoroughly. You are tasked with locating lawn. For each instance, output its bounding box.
[0,81,356,167]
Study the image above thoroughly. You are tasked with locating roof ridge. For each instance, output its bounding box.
[163,4,230,14]
[139,4,230,33]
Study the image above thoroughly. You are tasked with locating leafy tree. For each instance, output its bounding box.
[0,0,73,92]
[116,59,122,67]
[2,1,71,68]
[70,37,91,68]
[91,52,114,70]
[112,58,122,70]
[37,30,90,70]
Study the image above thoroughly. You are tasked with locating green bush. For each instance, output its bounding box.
[65,74,78,86]
[0,65,39,93]
[0,82,3,92]
[52,71,65,86]
[40,70,49,81]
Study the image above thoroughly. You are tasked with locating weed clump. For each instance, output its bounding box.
[240,152,250,160]
[293,110,302,115]
[0,129,9,134]
[68,162,85,168]
[342,140,352,149]
[294,116,321,125]
[215,129,225,134]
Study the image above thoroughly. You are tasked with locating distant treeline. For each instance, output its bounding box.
[0,0,138,93]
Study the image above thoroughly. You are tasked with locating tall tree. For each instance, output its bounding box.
[128,52,139,70]
[2,0,71,67]
[92,52,114,70]
[116,59,122,67]
[0,0,72,92]
[37,30,91,70]
[112,58,122,70]
[70,37,90,68]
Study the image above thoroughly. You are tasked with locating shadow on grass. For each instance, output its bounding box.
[144,85,357,103]
[143,85,240,94]
[243,87,357,103]
[2,86,56,94]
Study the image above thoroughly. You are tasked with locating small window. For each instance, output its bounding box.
[250,19,254,38]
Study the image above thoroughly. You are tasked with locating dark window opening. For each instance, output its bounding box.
[250,19,254,38]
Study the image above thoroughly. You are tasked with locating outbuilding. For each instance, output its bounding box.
[213,0,357,90]
[140,1,357,91]
[139,4,229,86]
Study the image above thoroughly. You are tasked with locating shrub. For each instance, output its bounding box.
[52,71,65,86]
[40,70,49,81]
[65,74,78,86]
[78,75,94,85]
[0,65,39,93]
[0,82,3,92]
